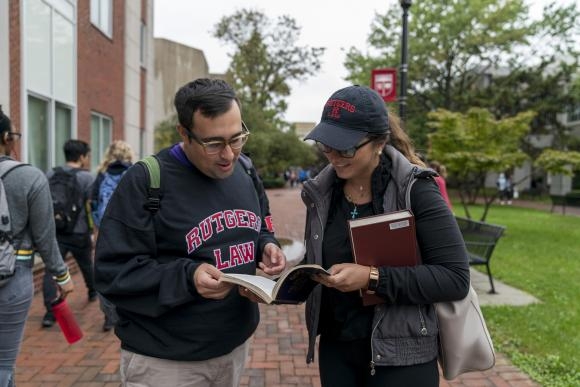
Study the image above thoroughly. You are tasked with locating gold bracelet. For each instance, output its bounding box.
[366,266,379,294]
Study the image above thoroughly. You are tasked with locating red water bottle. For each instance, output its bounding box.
[51,297,83,344]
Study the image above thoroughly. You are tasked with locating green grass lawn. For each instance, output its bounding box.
[455,204,580,386]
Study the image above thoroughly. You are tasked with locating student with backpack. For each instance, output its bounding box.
[42,140,95,328]
[0,107,74,387]
[90,140,134,331]
[94,79,287,386]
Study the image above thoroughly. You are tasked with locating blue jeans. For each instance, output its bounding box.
[0,264,34,387]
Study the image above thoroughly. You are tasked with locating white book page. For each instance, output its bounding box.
[222,273,276,297]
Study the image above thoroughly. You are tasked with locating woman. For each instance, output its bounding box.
[301,86,470,386]
[91,140,134,331]
[430,161,452,209]
[0,106,74,387]
[91,140,135,228]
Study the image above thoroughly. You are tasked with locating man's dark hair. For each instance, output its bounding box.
[64,139,90,162]
[174,78,240,130]
[0,105,11,135]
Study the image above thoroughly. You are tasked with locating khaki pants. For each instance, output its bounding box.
[120,340,249,387]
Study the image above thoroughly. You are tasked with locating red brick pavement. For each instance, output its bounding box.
[15,187,540,386]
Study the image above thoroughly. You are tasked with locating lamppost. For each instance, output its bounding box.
[399,0,412,124]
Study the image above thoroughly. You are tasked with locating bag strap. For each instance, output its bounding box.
[138,153,258,215]
[139,155,161,213]
[0,159,27,179]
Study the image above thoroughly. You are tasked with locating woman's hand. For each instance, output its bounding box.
[315,263,370,293]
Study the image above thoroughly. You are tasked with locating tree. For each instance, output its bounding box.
[154,115,179,153]
[428,108,534,221]
[344,0,580,150]
[213,9,324,173]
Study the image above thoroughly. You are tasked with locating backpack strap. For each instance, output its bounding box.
[238,153,260,192]
[139,155,161,214]
[0,159,27,179]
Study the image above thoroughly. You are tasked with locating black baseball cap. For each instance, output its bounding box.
[305,85,390,150]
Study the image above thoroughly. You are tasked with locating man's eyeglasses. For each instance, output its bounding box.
[186,122,250,155]
[316,138,373,158]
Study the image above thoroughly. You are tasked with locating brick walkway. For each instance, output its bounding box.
[15,187,541,386]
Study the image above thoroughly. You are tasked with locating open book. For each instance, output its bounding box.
[220,264,330,304]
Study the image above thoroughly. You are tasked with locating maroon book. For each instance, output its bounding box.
[348,209,419,306]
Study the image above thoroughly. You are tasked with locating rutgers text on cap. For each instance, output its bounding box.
[304,85,390,150]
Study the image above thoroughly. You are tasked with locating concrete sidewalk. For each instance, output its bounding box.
[15,187,540,386]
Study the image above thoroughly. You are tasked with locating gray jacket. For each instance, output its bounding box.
[301,145,465,369]
[0,158,68,277]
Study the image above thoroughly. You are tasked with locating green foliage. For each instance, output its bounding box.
[154,115,179,153]
[213,9,324,174]
[455,204,580,386]
[344,0,580,150]
[261,177,285,189]
[244,129,317,177]
[535,149,580,175]
[428,108,533,219]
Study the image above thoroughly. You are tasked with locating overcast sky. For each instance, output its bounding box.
[154,0,559,124]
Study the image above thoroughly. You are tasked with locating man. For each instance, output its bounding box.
[94,78,286,387]
[42,140,95,328]
[0,106,74,386]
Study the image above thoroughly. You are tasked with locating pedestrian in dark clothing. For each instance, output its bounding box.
[94,78,287,386]
[42,140,95,328]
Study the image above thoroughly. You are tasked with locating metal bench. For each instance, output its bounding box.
[455,216,506,294]
[550,194,580,215]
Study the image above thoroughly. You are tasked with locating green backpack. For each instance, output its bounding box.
[138,154,263,214]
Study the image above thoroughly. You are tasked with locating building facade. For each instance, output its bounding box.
[0,0,154,171]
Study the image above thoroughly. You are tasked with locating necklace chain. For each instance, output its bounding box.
[344,185,366,219]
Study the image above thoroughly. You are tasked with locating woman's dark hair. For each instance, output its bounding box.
[0,105,11,135]
[385,110,425,167]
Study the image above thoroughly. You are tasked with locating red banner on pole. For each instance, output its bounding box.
[371,68,397,102]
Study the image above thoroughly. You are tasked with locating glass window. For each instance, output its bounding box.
[55,103,72,166]
[25,0,51,96]
[90,0,112,37]
[140,23,147,67]
[53,12,74,104]
[90,113,113,169]
[27,96,49,172]
[24,0,76,169]
[567,105,580,123]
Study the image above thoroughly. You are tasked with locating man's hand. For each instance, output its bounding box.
[258,243,286,276]
[314,263,370,293]
[238,286,266,303]
[193,263,234,299]
[58,279,75,299]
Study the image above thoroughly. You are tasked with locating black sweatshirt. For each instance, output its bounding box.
[94,148,278,361]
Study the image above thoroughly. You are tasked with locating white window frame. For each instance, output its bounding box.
[140,22,147,68]
[90,0,113,38]
[22,0,77,167]
[90,112,113,170]
[567,104,580,124]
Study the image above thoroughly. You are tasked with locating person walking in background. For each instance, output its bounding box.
[301,86,469,387]
[90,140,135,332]
[430,161,452,209]
[0,106,74,387]
[94,78,286,387]
[497,172,512,205]
[91,140,135,229]
[42,140,95,328]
